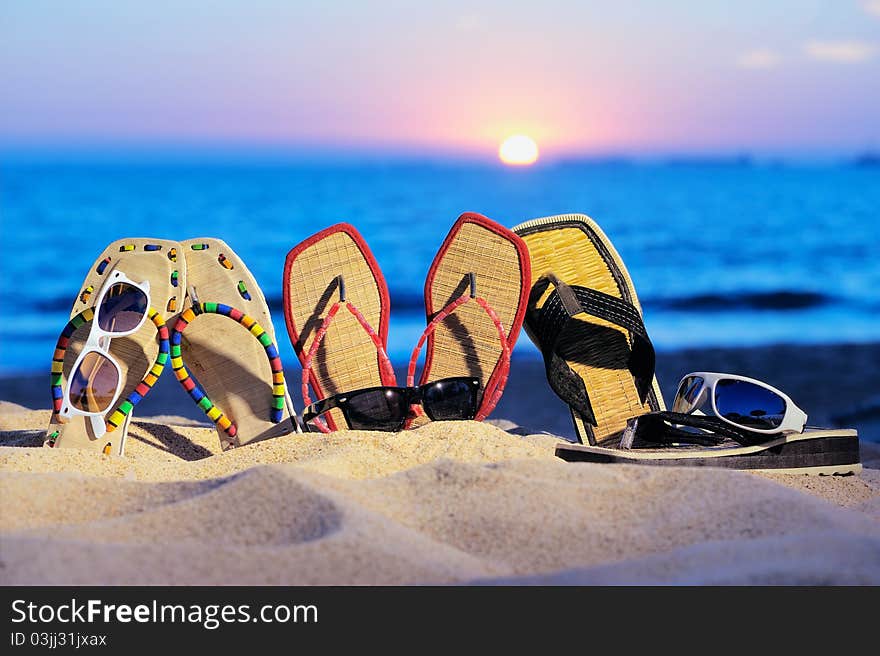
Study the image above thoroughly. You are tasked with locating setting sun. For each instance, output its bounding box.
[499,135,539,166]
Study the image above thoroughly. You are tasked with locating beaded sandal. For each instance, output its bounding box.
[46,239,183,455]
[173,239,297,450]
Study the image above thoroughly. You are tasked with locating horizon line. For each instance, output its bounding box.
[1,140,878,166]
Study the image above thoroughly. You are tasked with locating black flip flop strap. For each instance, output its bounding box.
[532,278,656,425]
[623,411,770,448]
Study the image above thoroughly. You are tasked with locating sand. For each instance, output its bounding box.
[1,401,878,585]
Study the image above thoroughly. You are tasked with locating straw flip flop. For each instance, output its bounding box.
[46,238,183,455]
[514,215,861,475]
[512,214,665,445]
[172,239,296,450]
[283,224,395,431]
[411,213,530,421]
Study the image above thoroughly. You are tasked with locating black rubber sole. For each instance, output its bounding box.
[555,434,861,473]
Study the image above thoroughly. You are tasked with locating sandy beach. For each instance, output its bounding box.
[2,353,879,585]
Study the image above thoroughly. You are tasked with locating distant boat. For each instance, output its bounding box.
[852,152,880,167]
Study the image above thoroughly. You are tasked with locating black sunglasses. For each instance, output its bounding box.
[302,377,481,432]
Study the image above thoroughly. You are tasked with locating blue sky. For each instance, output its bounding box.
[1,1,878,158]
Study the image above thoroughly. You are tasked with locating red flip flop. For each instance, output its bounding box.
[410,212,531,420]
[283,224,395,431]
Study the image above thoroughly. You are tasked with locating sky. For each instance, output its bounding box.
[1,1,879,159]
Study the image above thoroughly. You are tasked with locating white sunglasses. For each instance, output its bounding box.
[672,371,808,435]
[58,270,151,438]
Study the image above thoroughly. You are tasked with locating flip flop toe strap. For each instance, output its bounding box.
[300,299,396,433]
[407,291,511,421]
[530,275,656,426]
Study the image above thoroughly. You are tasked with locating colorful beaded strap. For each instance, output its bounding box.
[50,307,170,434]
[170,302,286,441]
[407,274,511,422]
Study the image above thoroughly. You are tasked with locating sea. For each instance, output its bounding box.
[1,156,878,375]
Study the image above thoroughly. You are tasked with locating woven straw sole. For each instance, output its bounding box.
[180,238,294,448]
[512,214,664,445]
[284,224,392,431]
[420,213,530,420]
[46,238,183,455]
[555,428,862,475]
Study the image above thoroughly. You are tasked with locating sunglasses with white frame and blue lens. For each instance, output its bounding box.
[672,372,807,434]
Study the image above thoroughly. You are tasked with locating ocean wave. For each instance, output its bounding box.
[645,290,832,311]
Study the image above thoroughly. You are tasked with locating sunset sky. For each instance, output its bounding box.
[1,1,878,159]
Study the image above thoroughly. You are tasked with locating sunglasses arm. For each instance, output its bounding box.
[787,405,809,433]
[89,413,108,439]
[302,396,341,430]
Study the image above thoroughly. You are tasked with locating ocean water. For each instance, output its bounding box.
[1,158,878,375]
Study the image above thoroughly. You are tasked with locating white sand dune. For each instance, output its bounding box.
[1,403,878,585]
[479,532,880,585]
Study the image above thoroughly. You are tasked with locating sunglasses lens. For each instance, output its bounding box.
[714,379,786,430]
[422,378,477,421]
[98,283,148,333]
[68,351,120,413]
[344,389,408,431]
[672,375,705,413]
